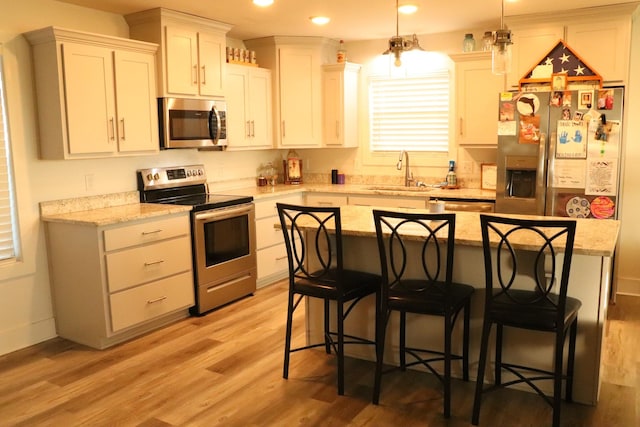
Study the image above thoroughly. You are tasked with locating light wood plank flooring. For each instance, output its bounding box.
[1,281,638,426]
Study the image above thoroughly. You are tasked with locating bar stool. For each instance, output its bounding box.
[276,203,381,395]
[371,210,474,418]
[472,214,580,427]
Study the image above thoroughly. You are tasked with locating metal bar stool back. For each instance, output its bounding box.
[372,210,474,418]
[472,214,580,427]
[277,203,381,395]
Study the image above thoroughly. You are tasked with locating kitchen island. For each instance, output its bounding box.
[294,205,619,405]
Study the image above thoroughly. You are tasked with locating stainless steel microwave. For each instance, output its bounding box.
[158,97,227,150]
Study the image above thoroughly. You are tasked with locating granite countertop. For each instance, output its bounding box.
[217,183,496,201]
[284,204,620,257]
[40,203,192,226]
[39,191,192,226]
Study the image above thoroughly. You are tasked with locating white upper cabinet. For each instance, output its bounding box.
[126,8,231,98]
[507,25,564,89]
[565,18,631,84]
[322,62,360,147]
[114,50,159,153]
[506,4,635,87]
[245,37,333,148]
[226,64,273,149]
[452,52,504,146]
[24,27,159,160]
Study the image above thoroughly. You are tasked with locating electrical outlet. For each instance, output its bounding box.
[459,161,473,174]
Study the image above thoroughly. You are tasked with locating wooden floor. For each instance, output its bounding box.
[1,281,638,426]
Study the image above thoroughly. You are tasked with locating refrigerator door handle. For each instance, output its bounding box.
[537,132,548,214]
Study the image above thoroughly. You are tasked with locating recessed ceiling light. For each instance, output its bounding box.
[398,4,418,14]
[310,16,331,25]
[253,0,274,7]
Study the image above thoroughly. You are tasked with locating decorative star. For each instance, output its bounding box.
[574,65,585,75]
[544,57,554,66]
[560,53,571,63]
[560,67,568,74]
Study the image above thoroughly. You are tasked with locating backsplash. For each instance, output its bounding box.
[303,172,478,188]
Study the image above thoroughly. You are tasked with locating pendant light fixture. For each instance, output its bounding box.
[492,0,513,75]
[383,0,423,67]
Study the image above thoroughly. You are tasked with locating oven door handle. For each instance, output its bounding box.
[194,203,254,222]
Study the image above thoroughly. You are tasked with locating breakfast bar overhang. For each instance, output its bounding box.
[293,206,620,405]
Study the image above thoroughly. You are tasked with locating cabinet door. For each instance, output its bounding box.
[114,50,159,153]
[278,47,321,147]
[61,43,117,155]
[323,69,342,146]
[456,54,504,146]
[507,25,565,89]
[226,67,251,147]
[197,31,225,96]
[165,26,199,96]
[567,19,630,83]
[248,67,273,148]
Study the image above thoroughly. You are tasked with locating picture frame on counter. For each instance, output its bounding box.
[481,163,497,190]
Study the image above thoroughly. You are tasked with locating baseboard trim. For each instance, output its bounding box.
[616,277,640,296]
[0,317,57,356]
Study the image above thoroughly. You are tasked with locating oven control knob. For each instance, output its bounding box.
[153,173,160,180]
[197,169,203,175]
[146,173,154,181]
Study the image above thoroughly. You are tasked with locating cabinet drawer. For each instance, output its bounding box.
[104,215,190,252]
[305,193,348,207]
[257,243,289,279]
[254,193,302,219]
[256,216,284,249]
[348,195,426,209]
[106,236,192,292]
[109,271,194,332]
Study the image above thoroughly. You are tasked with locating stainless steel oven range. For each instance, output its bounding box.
[137,165,256,315]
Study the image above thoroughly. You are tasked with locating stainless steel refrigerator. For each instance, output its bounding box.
[495,87,624,219]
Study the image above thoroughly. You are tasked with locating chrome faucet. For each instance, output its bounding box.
[397,150,414,187]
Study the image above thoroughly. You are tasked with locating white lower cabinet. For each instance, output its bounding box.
[254,192,303,287]
[305,193,348,207]
[348,195,427,209]
[44,212,194,349]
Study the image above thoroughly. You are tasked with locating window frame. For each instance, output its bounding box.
[360,51,455,169]
[0,51,19,265]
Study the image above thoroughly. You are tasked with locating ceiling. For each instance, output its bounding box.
[54,0,638,41]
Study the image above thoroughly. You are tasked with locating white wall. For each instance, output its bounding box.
[0,0,281,356]
[616,8,640,295]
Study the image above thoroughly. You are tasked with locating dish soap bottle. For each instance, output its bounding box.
[446,160,457,187]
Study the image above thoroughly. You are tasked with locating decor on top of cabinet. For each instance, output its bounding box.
[226,47,257,66]
[283,149,302,184]
[518,40,603,90]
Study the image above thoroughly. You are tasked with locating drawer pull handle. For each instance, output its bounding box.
[142,229,163,235]
[144,260,165,267]
[147,296,167,304]
[275,255,288,261]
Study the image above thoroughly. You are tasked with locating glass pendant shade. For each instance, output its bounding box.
[492,29,512,75]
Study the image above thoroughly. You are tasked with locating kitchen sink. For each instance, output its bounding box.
[366,185,433,192]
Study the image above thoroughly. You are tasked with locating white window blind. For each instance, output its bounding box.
[0,55,18,261]
[369,70,450,152]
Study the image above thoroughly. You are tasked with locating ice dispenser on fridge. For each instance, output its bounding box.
[505,156,537,198]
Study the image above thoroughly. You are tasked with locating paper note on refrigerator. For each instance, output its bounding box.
[556,120,588,158]
[552,159,586,188]
[586,158,618,196]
